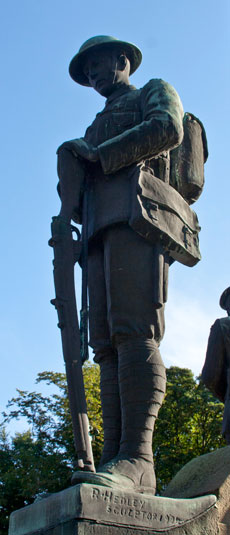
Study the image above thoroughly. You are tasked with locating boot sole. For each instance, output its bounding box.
[71,470,155,495]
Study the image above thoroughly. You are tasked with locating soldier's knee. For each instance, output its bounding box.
[93,345,118,364]
[115,335,165,367]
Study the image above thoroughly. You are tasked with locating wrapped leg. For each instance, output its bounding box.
[73,338,166,494]
[97,350,121,466]
[118,337,166,463]
[93,337,166,493]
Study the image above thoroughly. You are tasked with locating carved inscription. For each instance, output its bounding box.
[91,488,183,527]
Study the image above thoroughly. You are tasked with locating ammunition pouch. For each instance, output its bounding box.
[129,167,201,267]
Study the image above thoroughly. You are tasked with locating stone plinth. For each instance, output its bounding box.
[9,483,216,535]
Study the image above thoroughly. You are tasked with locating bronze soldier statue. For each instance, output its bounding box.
[202,288,230,445]
[56,35,206,493]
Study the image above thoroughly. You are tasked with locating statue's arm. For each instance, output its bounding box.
[97,79,184,175]
[201,319,227,402]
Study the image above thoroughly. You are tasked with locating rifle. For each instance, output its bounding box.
[49,214,95,472]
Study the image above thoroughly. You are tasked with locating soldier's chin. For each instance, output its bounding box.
[95,79,118,98]
[96,85,113,97]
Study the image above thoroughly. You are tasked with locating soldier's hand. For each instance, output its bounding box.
[57,138,99,163]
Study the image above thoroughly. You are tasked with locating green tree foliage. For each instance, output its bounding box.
[0,365,225,533]
[0,428,71,533]
[0,363,102,533]
[154,367,225,492]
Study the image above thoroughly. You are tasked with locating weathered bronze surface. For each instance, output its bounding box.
[202,287,230,444]
[56,35,207,492]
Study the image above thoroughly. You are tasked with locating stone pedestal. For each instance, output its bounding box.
[9,483,216,535]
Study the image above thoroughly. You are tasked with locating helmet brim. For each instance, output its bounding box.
[69,39,142,86]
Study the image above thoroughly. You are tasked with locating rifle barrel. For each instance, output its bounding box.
[49,216,95,472]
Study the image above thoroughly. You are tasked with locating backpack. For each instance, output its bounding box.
[147,112,208,205]
[170,112,208,204]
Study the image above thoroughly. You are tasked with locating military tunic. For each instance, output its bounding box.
[83,79,183,239]
[80,79,184,356]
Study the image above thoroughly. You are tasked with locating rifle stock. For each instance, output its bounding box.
[49,215,95,472]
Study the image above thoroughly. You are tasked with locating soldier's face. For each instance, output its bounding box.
[83,48,128,97]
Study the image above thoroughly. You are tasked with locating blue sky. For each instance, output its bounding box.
[1,0,229,433]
